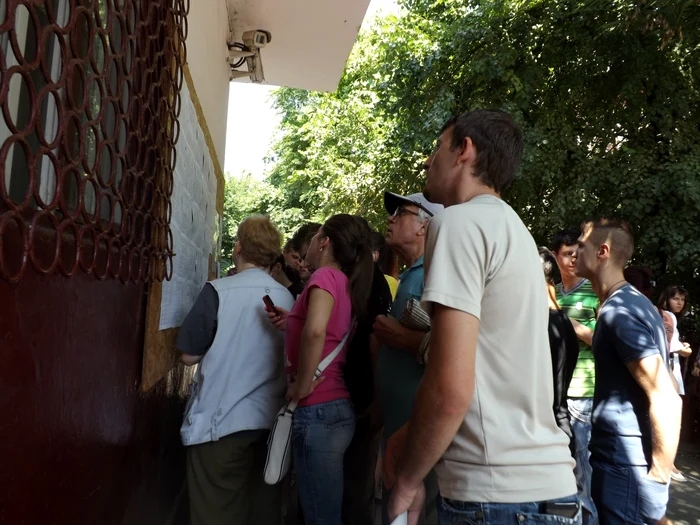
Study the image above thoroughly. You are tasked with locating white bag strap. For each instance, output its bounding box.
[285,318,355,414]
[283,399,299,413]
[314,317,355,379]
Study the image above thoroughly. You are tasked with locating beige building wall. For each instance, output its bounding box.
[185,0,231,167]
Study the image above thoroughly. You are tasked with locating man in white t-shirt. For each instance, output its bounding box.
[386,110,579,524]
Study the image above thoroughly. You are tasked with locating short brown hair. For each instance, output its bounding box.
[441,109,524,194]
[582,218,634,268]
[290,222,322,252]
[237,215,282,268]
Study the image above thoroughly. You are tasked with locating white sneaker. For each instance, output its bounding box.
[670,470,688,483]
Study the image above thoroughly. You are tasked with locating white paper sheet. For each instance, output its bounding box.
[159,81,220,330]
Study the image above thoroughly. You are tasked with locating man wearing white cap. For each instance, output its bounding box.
[374,190,443,525]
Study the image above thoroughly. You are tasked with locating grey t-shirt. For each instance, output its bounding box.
[590,284,668,466]
[421,195,576,503]
[176,283,219,356]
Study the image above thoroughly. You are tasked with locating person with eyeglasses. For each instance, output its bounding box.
[373,190,443,525]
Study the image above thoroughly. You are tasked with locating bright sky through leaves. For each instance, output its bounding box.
[223,0,400,180]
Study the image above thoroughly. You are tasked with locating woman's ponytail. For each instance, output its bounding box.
[349,240,374,319]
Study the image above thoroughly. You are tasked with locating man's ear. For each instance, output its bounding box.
[233,240,242,256]
[456,136,477,166]
[598,242,611,260]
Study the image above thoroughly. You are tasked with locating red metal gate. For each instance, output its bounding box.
[0,2,191,524]
[0,0,188,284]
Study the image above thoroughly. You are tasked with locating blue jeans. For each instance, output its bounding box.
[292,399,355,525]
[590,458,669,525]
[568,398,598,525]
[437,494,582,524]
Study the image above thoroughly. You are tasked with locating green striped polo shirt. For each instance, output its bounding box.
[556,279,599,398]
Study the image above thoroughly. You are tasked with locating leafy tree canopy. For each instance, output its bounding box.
[224,0,700,338]
[220,172,308,272]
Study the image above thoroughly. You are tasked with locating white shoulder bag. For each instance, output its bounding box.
[264,324,354,485]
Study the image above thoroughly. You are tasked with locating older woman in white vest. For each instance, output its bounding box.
[177,214,295,525]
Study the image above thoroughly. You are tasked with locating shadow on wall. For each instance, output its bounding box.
[120,365,194,525]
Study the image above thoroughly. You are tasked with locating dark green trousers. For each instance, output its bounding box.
[187,429,283,525]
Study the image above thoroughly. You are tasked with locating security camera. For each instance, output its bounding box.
[246,52,265,83]
[242,30,271,49]
[228,30,270,83]
[228,48,266,84]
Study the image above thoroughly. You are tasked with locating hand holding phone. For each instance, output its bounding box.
[263,295,276,313]
[264,296,289,331]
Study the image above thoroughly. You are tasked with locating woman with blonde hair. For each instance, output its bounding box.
[178,214,296,525]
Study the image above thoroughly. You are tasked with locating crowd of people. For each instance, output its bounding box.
[174,109,697,525]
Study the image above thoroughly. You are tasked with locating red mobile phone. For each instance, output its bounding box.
[263,295,276,313]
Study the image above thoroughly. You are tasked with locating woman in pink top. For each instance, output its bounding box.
[284,214,374,525]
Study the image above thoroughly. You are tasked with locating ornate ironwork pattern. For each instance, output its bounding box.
[0,0,189,283]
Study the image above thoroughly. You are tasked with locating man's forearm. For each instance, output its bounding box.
[373,315,428,357]
[570,319,593,346]
[397,327,429,357]
[395,375,470,488]
[649,390,682,476]
[375,324,427,357]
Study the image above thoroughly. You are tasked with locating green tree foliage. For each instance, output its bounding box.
[220,173,308,272]
[230,0,700,338]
